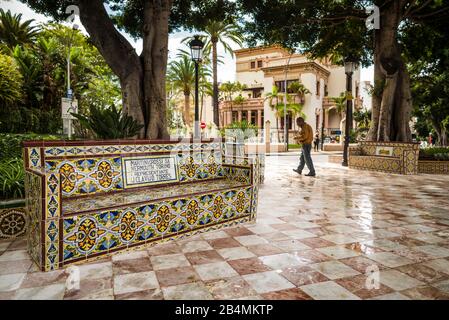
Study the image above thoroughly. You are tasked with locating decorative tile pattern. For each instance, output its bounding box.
[418,160,449,175]
[0,208,27,240]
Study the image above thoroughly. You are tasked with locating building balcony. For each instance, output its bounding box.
[219,98,264,111]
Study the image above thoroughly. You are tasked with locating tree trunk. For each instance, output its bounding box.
[212,40,220,127]
[184,93,191,127]
[367,2,413,142]
[77,0,170,139]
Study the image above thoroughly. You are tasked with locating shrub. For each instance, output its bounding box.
[0,158,24,200]
[0,133,60,161]
[419,147,449,160]
[220,121,259,141]
[72,104,144,139]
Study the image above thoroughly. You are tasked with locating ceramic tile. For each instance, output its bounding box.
[194,261,239,281]
[113,271,159,295]
[300,281,361,300]
[310,260,360,280]
[243,271,295,294]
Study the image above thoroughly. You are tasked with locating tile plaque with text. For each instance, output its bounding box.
[122,156,179,188]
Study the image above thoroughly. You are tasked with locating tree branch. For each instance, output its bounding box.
[77,0,141,80]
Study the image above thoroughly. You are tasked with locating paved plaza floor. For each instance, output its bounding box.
[1,154,449,300]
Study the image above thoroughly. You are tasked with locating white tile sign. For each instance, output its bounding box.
[375,146,394,157]
[122,156,178,188]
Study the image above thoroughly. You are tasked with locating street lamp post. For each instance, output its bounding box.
[342,57,358,167]
[65,24,79,140]
[189,35,205,140]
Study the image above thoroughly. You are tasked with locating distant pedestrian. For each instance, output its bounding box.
[314,132,320,152]
[293,117,316,177]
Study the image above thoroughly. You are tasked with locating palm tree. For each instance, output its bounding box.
[167,52,211,129]
[288,81,311,104]
[0,9,40,51]
[184,21,244,128]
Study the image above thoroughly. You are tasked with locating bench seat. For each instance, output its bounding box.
[62,178,248,215]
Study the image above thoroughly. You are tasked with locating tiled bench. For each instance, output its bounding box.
[349,141,419,175]
[23,139,260,271]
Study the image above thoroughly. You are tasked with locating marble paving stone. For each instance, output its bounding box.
[64,278,113,300]
[317,246,361,259]
[194,261,239,281]
[408,233,446,244]
[311,260,360,280]
[6,239,27,250]
[112,250,148,262]
[259,253,304,270]
[0,260,33,276]
[217,247,256,261]
[299,237,336,249]
[180,240,214,253]
[150,254,191,271]
[20,270,67,289]
[281,229,316,240]
[185,250,224,265]
[368,292,411,300]
[207,237,242,249]
[281,266,329,287]
[234,235,268,246]
[363,239,407,252]
[0,242,11,251]
[79,261,113,280]
[155,267,199,287]
[112,257,153,275]
[228,258,272,275]
[261,288,312,300]
[115,288,163,300]
[243,271,295,294]
[15,283,66,300]
[246,244,283,256]
[162,282,213,300]
[206,276,258,299]
[201,231,229,240]
[113,271,159,295]
[339,256,388,274]
[335,274,394,299]
[401,285,449,300]
[0,250,30,262]
[413,245,449,259]
[321,234,358,245]
[300,281,361,300]
[271,239,311,252]
[365,252,414,268]
[378,270,424,291]
[423,258,449,275]
[432,279,449,294]
[0,273,26,292]
[247,224,277,234]
[224,227,254,237]
[396,263,448,284]
[147,243,181,256]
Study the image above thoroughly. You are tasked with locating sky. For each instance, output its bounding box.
[1,0,374,84]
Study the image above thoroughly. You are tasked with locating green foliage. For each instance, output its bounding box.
[419,147,449,161]
[0,158,25,200]
[220,121,258,140]
[0,9,40,50]
[72,105,144,139]
[0,53,23,108]
[0,133,60,162]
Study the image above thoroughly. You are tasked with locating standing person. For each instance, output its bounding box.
[314,132,320,152]
[293,117,316,177]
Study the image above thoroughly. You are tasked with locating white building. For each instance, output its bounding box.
[217,46,362,143]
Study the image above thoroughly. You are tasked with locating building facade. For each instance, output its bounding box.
[219,46,362,143]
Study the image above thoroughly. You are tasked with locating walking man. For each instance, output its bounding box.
[293,117,316,177]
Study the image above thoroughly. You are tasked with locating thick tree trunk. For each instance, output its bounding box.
[212,40,220,128]
[367,2,413,142]
[77,0,171,139]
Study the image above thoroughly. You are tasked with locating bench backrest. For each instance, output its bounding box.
[23,140,225,199]
[359,141,419,157]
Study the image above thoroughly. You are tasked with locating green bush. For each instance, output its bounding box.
[220,121,259,141]
[0,133,60,161]
[419,147,449,160]
[0,158,24,200]
[72,104,144,139]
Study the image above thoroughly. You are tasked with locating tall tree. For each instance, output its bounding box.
[0,9,40,51]
[239,0,449,142]
[21,0,237,138]
[185,21,243,128]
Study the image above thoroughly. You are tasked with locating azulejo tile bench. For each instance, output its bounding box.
[349,141,420,175]
[23,139,261,271]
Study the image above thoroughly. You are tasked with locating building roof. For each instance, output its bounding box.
[234,45,291,57]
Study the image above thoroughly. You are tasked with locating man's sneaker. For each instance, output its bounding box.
[293,169,302,175]
[305,172,316,177]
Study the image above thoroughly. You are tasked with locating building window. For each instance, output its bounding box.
[253,89,262,98]
[316,80,320,96]
[250,61,256,69]
[251,111,257,125]
[355,85,359,98]
[275,79,299,93]
[261,112,264,128]
[257,60,263,68]
[324,84,328,96]
[241,111,248,122]
[232,111,238,122]
[280,112,293,130]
